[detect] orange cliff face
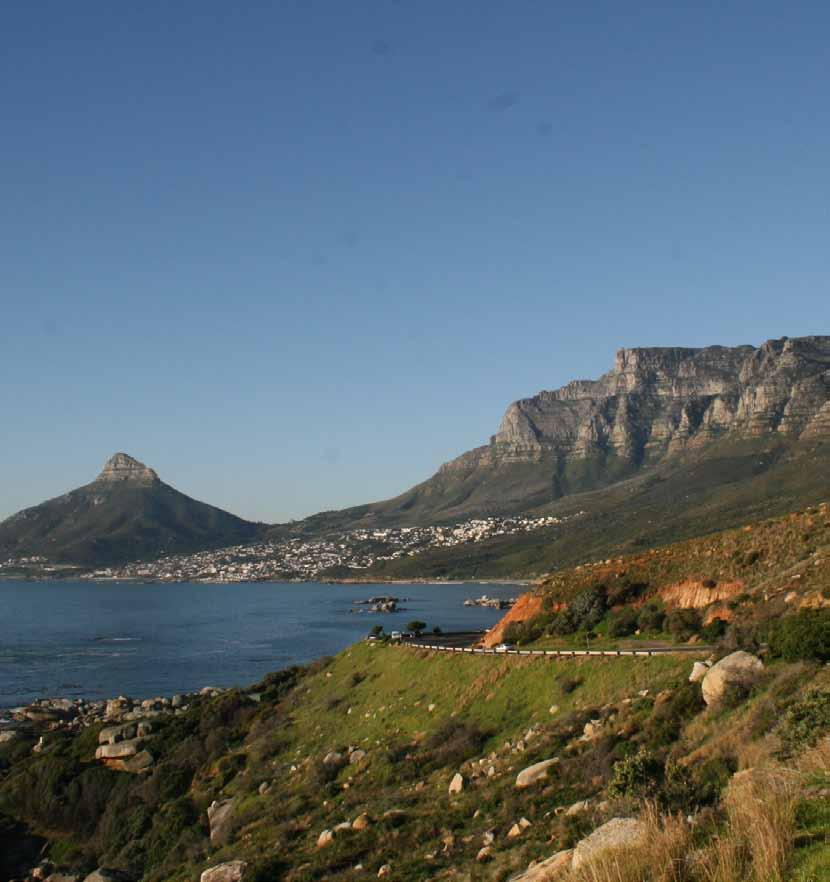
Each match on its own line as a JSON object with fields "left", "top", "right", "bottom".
{"left": 481, "top": 593, "right": 546, "bottom": 647}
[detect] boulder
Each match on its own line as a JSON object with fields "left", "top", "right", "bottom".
{"left": 0, "top": 730, "right": 19, "bottom": 744}
{"left": 82, "top": 870, "right": 132, "bottom": 882}
{"left": 200, "top": 862, "right": 248, "bottom": 882}
{"left": 323, "top": 750, "right": 346, "bottom": 768}
{"left": 582, "top": 720, "right": 602, "bottom": 740}
{"left": 572, "top": 818, "right": 647, "bottom": 869}
{"left": 515, "top": 758, "right": 559, "bottom": 788}
{"left": 509, "top": 849, "right": 573, "bottom": 881}
{"left": 317, "top": 829, "right": 335, "bottom": 848}
{"left": 508, "top": 818, "right": 531, "bottom": 838}
{"left": 349, "top": 748, "right": 367, "bottom": 764}
{"left": 377, "top": 865, "right": 391, "bottom": 878}
{"left": 121, "top": 750, "right": 154, "bottom": 773}
{"left": 565, "top": 800, "right": 591, "bottom": 816}
{"left": 352, "top": 813, "right": 372, "bottom": 831}
{"left": 95, "top": 739, "right": 141, "bottom": 760}
{"left": 448, "top": 772, "right": 464, "bottom": 794}
{"left": 98, "top": 723, "right": 137, "bottom": 745}
{"left": 207, "top": 798, "right": 236, "bottom": 845}
{"left": 476, "top": 846, "right": 493, "bottom": 862}
{"left": 701, "top": 651, "right": 764, "bottom": 706}
{"left": 689, "top": 661, "right": 710, "bottom": 683}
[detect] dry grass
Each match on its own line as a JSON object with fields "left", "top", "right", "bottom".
{"left": 796, "top": 735, "right": 830, "bottom": 777}
{"left": 569, "top": 766, "right": 803, "bottom": 882}
{"left": 569, "top": 804, "right": 693, "bottom": 882}
{"left": 699, "top": 766, "right": 800, "bottom": 882}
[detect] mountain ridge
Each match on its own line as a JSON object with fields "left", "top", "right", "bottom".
{"left": 0, "top": 454, "right": 262, "bottom": 566}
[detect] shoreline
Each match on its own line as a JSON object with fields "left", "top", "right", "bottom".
{"left": 0, "top": 575, "right": 533, "bottom": 586}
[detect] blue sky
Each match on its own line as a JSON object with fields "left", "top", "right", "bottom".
{"left": 2, "top": 1, "right": 828, "bottom": 523}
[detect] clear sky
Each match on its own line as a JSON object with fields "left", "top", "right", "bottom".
{"left": 2, "top": 1, "right": 828, "bottom": 523}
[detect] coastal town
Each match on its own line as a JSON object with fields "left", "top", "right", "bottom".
{"left": 76, "top": 513, "right": 583, "bottom": 583}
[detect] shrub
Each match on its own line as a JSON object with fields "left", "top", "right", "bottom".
{"left": 608, "top": 607, "right": 638, "bottom": 638}
{"left": 606, "top": 580, "right": 648, "bottom": 607}
{"left": 503, "top": 616, "right": 550, "bottom": 644}
{"left": 700, "top": 617, "right": 728, "bottom": 643}
{"left": 775, "top": 690, "right": 830, "bottom": 758}
{"left": 406, "top": 620, "right": 426, "bottom": 635}
{"left": 768, "top": 610, "right": 830, "bottom": 662}
{"left": 558, "top": 674, "right": 583, "bottom": 695}
{"left": 637, "top": 602, "right": 665, "bottom": 633}
{"left": 666, "top": 608, "right": 702, "bottom": 641}
{"left": 607, "top": 747, "right": 664, "bottom": 799}
{"left": 413, "top": 722, "right": 490, "bottom": 774}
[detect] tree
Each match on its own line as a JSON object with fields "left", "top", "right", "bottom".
{"left": 369, "top": 624, "right": 384, "bottom": 637}
{"left": 769, "top": 610, "right": 830, "bottom": 662}
{"left": 432, "top": 626, "right": 443, "bottom": 635}
{"left": 407, "top": 620, "right": 427, "bottom": 636}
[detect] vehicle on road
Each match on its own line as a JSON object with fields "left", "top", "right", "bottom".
{"left": 390, "top": 631, "right": 402, "bottom": 641}
{"left": 494, "top": 643, "right": 515, "bottom": 652}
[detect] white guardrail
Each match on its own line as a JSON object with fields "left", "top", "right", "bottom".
{"left": 399, "top": 642, "right": 712, "bottom": 657}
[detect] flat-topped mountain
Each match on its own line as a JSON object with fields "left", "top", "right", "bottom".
{"left": 0, "top": 454, "right": 261, "bottom": 566}
{"left": 348, "top": 335, "right": 830, "bottom": 523}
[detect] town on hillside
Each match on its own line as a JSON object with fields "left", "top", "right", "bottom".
{"left": 79, "top": 514, "right": 584, "bottom": 582}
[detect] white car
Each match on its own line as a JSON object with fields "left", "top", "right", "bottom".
{"left": 390, "top": 631, "right": 403, "bottom": 641}
{"left": 494, "top": 643, "right": 514, "bottom": 653}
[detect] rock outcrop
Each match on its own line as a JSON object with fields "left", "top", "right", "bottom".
{"left": 474, "top": 337, "right": 830, "bottom": 468}
{"left": 207, "top": 798, "right": 236, "bottom": 845}
{"left": 95, "top": 453, "right": 159, "bottom": 484}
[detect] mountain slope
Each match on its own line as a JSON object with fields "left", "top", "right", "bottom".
{"left": 280, "top": 335, "right": 829, "bottom": 540}
{"left": 0, "top": 453, "right": 262, "bottom": 566}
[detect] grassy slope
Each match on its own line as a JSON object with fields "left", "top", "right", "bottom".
{"left": 2, "top": 642, "right": 830, "bottom": 882}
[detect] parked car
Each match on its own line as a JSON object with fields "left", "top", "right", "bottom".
{"left": 494, "top": 643, "right": 515, "bottom": 652}
{"left": 390, "top": 631, "right": 403, "bottom": 641}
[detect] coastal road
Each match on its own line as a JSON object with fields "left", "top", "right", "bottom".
{"left": 399, "top": 632, "right": 714, "bottom": 657}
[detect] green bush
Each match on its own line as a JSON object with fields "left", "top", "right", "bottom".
{"left": 700, "top": 617, "right": 728, "bottom": 643}
{"left": 608, "top": 747, "right": 663, "bottom": 799}
{"left": 608, "top": 607, "right": 638, "bottom": 638}
{"left": 637, "top": 602, "right": 665, "bottom": 633}
{"left": 666, "top": 608, "right": 702, "bottom": 641}
{"left": 768, "top": 610, "right": 830, "bottom": 662}
{"left": 776, "top": 689, "right": 830, "bottom": 757}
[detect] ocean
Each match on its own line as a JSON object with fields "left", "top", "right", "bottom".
{"left": 0, "top": 580, "right": 519, "bottom": 707}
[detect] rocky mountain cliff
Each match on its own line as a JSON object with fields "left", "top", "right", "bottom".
{"left": 0, "top": 454, "right": 262, "bottom": 566}
{"left": 446, "top": 335, "right": 830, "bottom": 475}
{"left": 292, "top": 335, "right": 830, "bottom": 539}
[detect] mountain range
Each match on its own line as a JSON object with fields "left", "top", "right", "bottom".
{"left": 2, "top": 335, "right": 828, "bottom": 572}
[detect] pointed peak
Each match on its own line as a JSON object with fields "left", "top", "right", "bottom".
{"left": 97, "top": 453, "right": 159, "bottom": 484}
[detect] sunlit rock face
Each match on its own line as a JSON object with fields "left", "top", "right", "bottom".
{"left": 95, "top": 453, "right": 159, "bottom": 484}
{"left": 447, "top": 336, "right": 830, "bottom": 472}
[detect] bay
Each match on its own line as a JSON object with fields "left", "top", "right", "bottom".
{"left": 0, "top": 580, "right": 519, "bottom": 707}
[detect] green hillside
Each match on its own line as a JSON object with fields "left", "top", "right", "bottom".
{"left": 2, "top": 506, "right": 830, "bottom": 882}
